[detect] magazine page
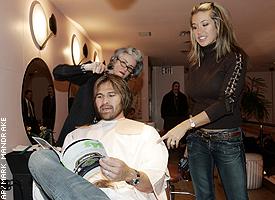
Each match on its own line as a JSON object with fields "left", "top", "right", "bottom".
{"left": 32, "top": 136, "right": 61, "bottom": 158}
{"left": 61, "top": 139, "right": 107, "bottom": 179}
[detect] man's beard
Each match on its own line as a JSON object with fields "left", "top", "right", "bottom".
{"left": 98, "top": 105, "right": 123, "bottom": 120}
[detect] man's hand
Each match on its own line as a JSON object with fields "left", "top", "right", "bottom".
{"left": 100, "top": 157, "right": 153, "bottom": 193}
{"left": 82, "top": 62, "right": 106, "bottom": 74}
{"left": 99, "top": 157, "right": 131, "bottom": 182}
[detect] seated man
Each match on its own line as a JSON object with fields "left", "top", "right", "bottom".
{"left": 28, "top": 74, "right": 169, "bottom": 200}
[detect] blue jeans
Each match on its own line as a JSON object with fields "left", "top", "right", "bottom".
{"left": 186, "top": 128, "right": 249, "bottom": 200}
{"left": 28, "top": 149, "right": 110, "bottom": 200}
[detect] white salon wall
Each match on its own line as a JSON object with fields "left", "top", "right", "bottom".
{"left": 0, "top": 1, "right": 102, "bottom": 199}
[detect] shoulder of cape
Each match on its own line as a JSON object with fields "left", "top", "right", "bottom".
{"left": 115, "top": 118, "right": 147, "bottom": 135}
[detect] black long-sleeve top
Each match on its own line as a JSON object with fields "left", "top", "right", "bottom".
{"left": 186, "top": 44, "right": 247, "bottom": 129}
{"left": 53, "top": 64, "right": 102, "bottom": 146}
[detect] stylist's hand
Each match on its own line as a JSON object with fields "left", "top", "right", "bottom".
{"left": 83, "top": 62, "right": 107, "bottom": 74}
{"left": 99, "top": 157, "right": 131, "bottom": 182}
{"left": 158, "top": 121, "right": 189, "bottom": 149}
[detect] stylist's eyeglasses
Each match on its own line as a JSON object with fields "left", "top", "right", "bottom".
{"left": 117, "top": 58, "right": 135, "bottom": 73}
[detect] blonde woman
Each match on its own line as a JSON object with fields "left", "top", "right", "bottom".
{"left": 159, "top": 2, "right": 249, "bottom": 199}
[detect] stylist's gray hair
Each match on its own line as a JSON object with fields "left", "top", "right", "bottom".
{"left": 108, "top": 47, "right": 143, "bottom": 78}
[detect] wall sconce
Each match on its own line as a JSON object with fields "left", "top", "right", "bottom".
{"left": 71, "top": 35, "right": 90, "bottom": 65}
{"left": 71, "top": 34, "right": 81, "bottom": 65}
{"left": 29, "top": 1, "right": 57, "bottom": 50}
{"left": 93, "top": 51, "right": 100, "bottom": 62}
{"left": 78, "top": 43, "right": 89, "bottom": 64}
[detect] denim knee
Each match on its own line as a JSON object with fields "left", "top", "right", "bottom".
{"left": 28, "top": 150, "right": 58, "bottom": 174}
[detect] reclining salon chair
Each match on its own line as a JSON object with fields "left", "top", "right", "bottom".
{"left": 167, "top": 157, "right": 195, "bottom": 200}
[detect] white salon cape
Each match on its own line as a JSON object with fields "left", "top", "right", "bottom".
{"left": 33, "top": 118, "right": 169, "bottom": 200}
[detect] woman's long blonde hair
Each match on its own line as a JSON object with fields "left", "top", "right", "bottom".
{"left": 189, "top": 2, "right": 239, "bottom": 66}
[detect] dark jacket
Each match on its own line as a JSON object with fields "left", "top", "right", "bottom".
{"left": 42, "top": 95, "right": 56, "bottom": 130}
{"left": 22, "top": 98, "right": 40, "bottom": 135}
{"left": 161, "top": 91, "right": 189, "bottom": 132}
{"left": 53, "top": 64, "right": 102, "bottom": 146}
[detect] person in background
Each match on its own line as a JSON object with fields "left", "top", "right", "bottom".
{"left": 161, "top": 81, "right": 189, "bottom": 134}
{"left": 28, "top": 74, "right": 168, "bottom": 200}
{"left": 159, "top": 2, "right": 249, "bottom": 200}
{"left": 42, "top": 85, "right": 56, "bottom": 130}
{"left": 53, "top": 47, "right": 143, "bottom": 147}
{"left": 22, "top": 89, "right": 40, "bottom": 136}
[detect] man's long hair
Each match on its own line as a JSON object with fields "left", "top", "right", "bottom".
{"left": 94, "top": 74, "right": 133, "bottom": 115}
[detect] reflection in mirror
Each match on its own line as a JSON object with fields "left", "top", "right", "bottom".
{"left": 21, "top": 58, "right": 55, "bottom": 144}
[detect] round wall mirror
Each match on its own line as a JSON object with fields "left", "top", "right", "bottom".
{"left": 21, "top": 58, "right": 56, "bottom": 144}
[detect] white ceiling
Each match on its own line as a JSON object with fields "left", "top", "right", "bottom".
{"left": 50, "top": 0, "right": 275, "bottom": 71}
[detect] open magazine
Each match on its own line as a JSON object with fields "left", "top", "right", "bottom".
{"left": 32, "top": 136, "right": 107, "bottom": 179}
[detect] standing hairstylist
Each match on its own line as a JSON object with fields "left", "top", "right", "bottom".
{"left": 159, "top": 2, "right": 249, "bottom": 200}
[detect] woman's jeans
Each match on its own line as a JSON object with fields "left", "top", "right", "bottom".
{"left": 28, "top": 149, "right": 110, "bottom": 200}
{"left": 186, "top": 128, "right": 249, "bottom": 200}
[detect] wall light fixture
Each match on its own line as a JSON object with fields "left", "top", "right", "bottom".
{"left": 29, "top": 1, "right": 57, "bottom": 50}
{"left": 93, "top": 51, "right": 100, "bottom": 62}
{"left": 77, "top": 43, "right": 89, "bottom": 65}
{"left": 71, "top": 34, "right": 81, "bottom": 65}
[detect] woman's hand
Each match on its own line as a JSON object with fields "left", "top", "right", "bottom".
{"left": 158, "top": 112, "right": 210, "bottom": 149}
{"left": 82, "top": 62, "right": 106, "bottom": 74}
{"left": 158, "top": 121, "right": 189, "bottom": 149}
